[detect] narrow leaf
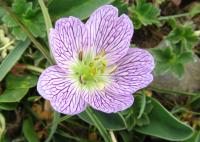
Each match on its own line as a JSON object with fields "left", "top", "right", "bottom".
{"left": 23, "top": 118, "right": 39, "bottom": 142}
{"left": 0, "top": 39, "right": 30, "bottom": 81}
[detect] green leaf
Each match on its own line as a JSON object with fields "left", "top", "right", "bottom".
{"left": 166, "top": 24, "right": 198, "bottom": 50}
{"left": 151, "top": 48, "right": 173, "bottom": 62}
{"left": 137, "top": 93, "right": 146, "bottom": 119}
{"left": 79, "top": 108, "right": 126, "bottom": 130}
{"left": 12, "top": 0, "right": 27, "bottom": 15}
{"left": 112, "top": 0, "right": 128, "bottom": 14}
{"left": 129, "top": 0, "right": 160, "bottom": 29}
{"left": 48, "top": 0, "right": 114, "bottom": 20}
{"left": 154, "top": 62, "right": 170, "bottom": 75}
{"left": 23, "top": 118, "right": 39, "bottom": 142}
{"left": 6, "top": 74, "right": 38, "bottom": 89}
{"left": 183, "top": 131, "right": 200, "bottom": 142}
{"left": 0, "top": 7, "right": 5, "bottom": 17}
{"left": 24, "top": 14, "right": 46, "bottom": 38}
{"left": 135, "top": 97, "right": 193, "bottom": 141}
{"left": 177, "top": 52, "right": 194, "bottom": 64}
{"left": 189, "top": 3, "right": 200, "bottom": 17}
{"left": 12, "top": 27, "right": 27, "bottom": 41}
{"left": 85, "top": 108, "right": 112, "bottom": 142}
{"left": 171, "top": 63, "right": 185, "bottom": 79}
{"left": 0, "top": 39, "right": 30, "bottom": 81}
{"left": 0, "top": 88, "right": 29, "bottom": 103}
{"left": 45, "top": 111, "right": 60, "bottom": 142}
{"left": 0, "top": 103, "right": 18, "bottom": 110}
{"left": 0, "top": 74, "right": 37, "bottom": 103}
{"left": 7, "top": 0, "right": 46, "bottom": 39}
{"left": 2, "top": 14, "right": 18, "bottom": 27}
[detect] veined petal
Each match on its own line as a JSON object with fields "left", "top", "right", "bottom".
{"left": 86, "top": 5, "right": 133, "bottom": 65}
{"left": 37, "top": 65, "right": 87, "bottom": 115}
{"left": 82, "top": 85, "right": 134, "bottom": 113}
{"left": 113, "top": 48, "right": 155, "bottom": 93}
{"left": 49, "top": 17, "right": 88, "bottom": 69}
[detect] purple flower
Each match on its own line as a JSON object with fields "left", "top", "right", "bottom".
{"left": 37, "top": 5, "right": 154, "bottom": 115}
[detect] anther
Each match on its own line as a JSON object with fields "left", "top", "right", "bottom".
{"left": 78, "top": 51, "right": 83, "bottom": 61}
{"left": 79, "top": 75, "right": 85, "bottom": 84}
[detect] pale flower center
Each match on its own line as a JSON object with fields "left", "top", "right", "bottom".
{"left": 70, "top": 50, "right": 115, "bottom": 90}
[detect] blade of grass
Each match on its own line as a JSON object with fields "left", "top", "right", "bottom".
{"left": 149, "top": 85, "right": 196, "bottom": 96}
{"left": 0, "top": 39, "right": 30, "bottom": 81}
{"left": 45, "top": 111, "right": 60, "bottom": 142}
{"left": 86, "top": 107, "right": 112, "bottom": 142}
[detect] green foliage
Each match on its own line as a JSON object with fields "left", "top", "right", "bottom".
{"left": 151, "top": 48, "right": 195, "bottom": 78}
{"left": 152, "top": 21, "right": 199, "bottom": 78}
{"left": 129, "top": 0, "right": 160, "bottom": 29}
{"left": 189, "top": 3, "right": 200, "bottom": 17}
{"left": 0, "top": 0, "right": 199, "bottom": 141}
{"left": 166, "top": 23, "right": 199, "bottom": 50}
{"left": 79, "top": 108, "right": 126, "bottom": 130}
{"left": 0, "top": 39, "right": 30, "bottom": 81}
{"left": 48, "top": 0, "right": 114, "bottom": 20}
{"left": 135, "top": 97, "right": 193, "bottom": 141}
{"left": 0, "top": 74, "right": 38, "bottom": 103}
{"left": 0, "top": 113, "right": 6, "bottom": 141}
{"left": 1, "top": 0, "right": 46, "bottom": 40}
{"left": 23, "top": 118, "right": 39, "bottom": 142}
{"left": 122, "top": 94, "right": 153, "bottom": 130}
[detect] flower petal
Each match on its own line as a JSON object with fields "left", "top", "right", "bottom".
{"left": 82, "top": 85, "right": 134, "bottom": 113}
{"left": 113, "top": 48, "right": 155, "bottom": 93}
{"left": 49, "top": 17, "right": 88, "bottom": 69}
{"left": 37, "top": 65, "right": 87, "bottom": 115}
{"left": 86, "top": 5, "right": 133, "bottom": 65}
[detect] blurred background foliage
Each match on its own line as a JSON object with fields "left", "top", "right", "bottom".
{"left": 0, "top": 0, "right": 200, "bottom": 142}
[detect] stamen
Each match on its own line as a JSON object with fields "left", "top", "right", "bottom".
{"left": 100, "top": 49, "right": 106, "bottom": 57}
{"left": 79, "top": 75, "right": 85, "bottom": 84}
{"left": 78, "top": 51, "right": 83, "bottom": 61}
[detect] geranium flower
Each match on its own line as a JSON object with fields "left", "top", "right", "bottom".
{"left": 37, "top": 5, "right": 154, "bottom": 115}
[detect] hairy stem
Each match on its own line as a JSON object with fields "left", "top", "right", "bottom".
{"left": 159, "top": 13, "right": 190, "bottom": 20}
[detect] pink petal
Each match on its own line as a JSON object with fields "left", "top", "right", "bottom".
{"left": 49, "top": 17, "right": 89, "bottom": 69}
{"left": 37, "top": 65, "right": 87, "bottom": 115}
{"left": 113, "top": 48, "right": 155, "bottom": 93}
{"left": 86, "top": 5, "right": 134, "bottom": 65}
{"left": 82, "top": 85, "right": 134, "bottom": 113}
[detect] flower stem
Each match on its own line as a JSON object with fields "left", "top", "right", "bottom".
{"left": 109, "top": 131, "right": 118, "bottom": 142}
{"left": 159, "top": 13, "right": 190, "bottom": 20}
{"left": 86, "top": 108, "right": 112, "bottom": 142}
{"left": 25, "top": 65, "right": 44, "bottom": 73}
{"left": 0, "top": 1, "right": 54, "bottom": 65}
{"left": 149, "top": 85, "right": 196, "bottom": 96}
{"left": 38, "top": 0, "right": 52, "bottom": 37}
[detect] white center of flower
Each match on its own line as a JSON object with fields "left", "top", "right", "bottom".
{"left": 70, "top": 50, "right": 115, "bottom": 90}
